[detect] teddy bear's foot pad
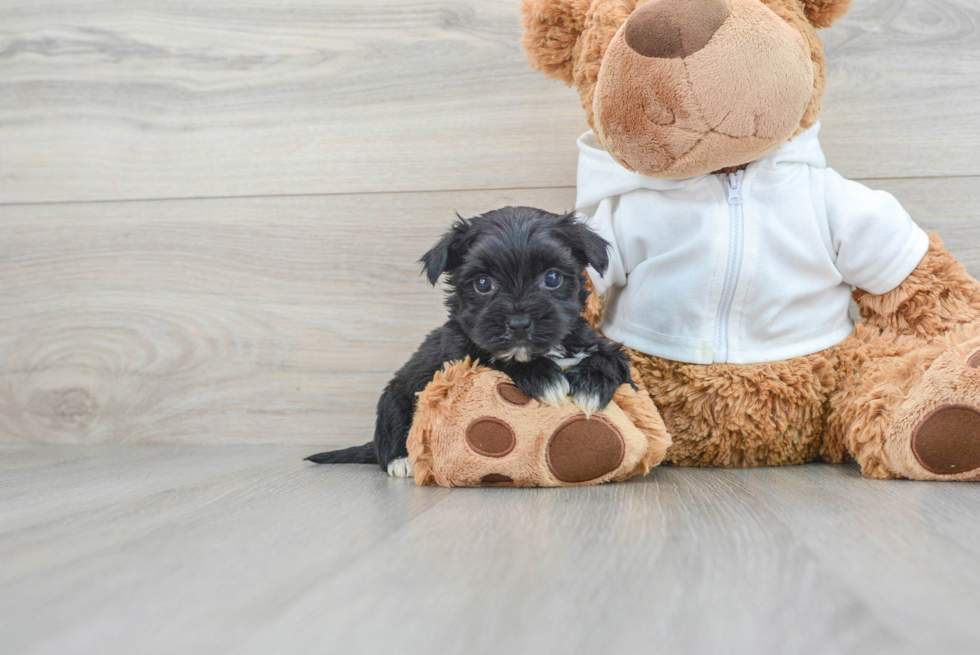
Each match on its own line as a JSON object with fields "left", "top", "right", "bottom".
{"left": 480, "top": 473, "right": 515, "bottom": 485}
{"left": 547, "top": 416, "right": 625, "bottom": 483}
{"left": 466, "top": 418, "right": 516, "bottom": 457}
{"left": 912, "top": 405, "right": 980, "bottom": 475}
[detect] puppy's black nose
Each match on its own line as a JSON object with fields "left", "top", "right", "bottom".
{"left": 508, "top": 315, "right": 532, "bottom": 338}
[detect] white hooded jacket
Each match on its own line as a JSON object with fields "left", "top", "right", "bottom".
{"left": 577, "top": 124, "right": 929, "bottom": 365}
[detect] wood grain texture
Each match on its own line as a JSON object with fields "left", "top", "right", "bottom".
{"left": 0, "top": 187, "right": 577, "bottom": 444}
{"left": 2, "top": 446, "right": 980, "bottom": 654}
{"left": 2, "top": 178, "right": 978, "bottom": 445}
{"left": 819, "top": 0, "right": 980, "bottom": 179}
{"left": 1, "top": 0, "right": 978, "bottom": 204}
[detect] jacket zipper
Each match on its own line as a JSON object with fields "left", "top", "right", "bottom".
{"left": 713, "top": 170, "right": 745, "bottom": 363}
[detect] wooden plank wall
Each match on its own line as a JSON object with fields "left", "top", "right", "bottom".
{"left": 1, "top": 0, "right": 979, "bottom": 445}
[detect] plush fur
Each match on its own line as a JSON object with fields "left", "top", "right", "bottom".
{"left": 306, "top": 206, "right": 634, "bottom": 473}
{"left": 406, "top": 358, "right": 670, "bottom": 487}
{"left": 520, "top": 0, "right": 980, "bottom": 481}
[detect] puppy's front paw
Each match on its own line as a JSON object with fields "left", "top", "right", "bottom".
{"left": 571, "top": 391, "right": 605, "bottom": 417}
{"left": 565, "top": 367, "right": 619, "bottom": 418}
{"left": 386, "top": 457, "right": 415, "bottom": 478}
{"left": 508, "top": 359, "right": 570, "bottom": 407}
{"left": 537, "top": 375, "right": 571, "bottom": 408}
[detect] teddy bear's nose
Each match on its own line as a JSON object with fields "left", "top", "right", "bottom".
{"left": 624, "top": 0, "right": 729, "bottom": 59}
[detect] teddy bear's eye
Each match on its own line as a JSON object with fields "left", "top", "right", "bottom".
{"left": 474, "top": 276, "right": 493, "bottom": 294}
{"left": 543, "top": 270, "right": 563, "bottom": 289}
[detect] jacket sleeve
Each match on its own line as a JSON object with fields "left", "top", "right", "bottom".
{"left": 581, "top": 199, "right": 628, "bottom": 297}
{"left": 823, "top": 168, "right": 929, "bottom": 295}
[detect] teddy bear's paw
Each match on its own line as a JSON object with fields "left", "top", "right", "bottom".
{"left": 461, "top": 410, "right": 626, "bottom": 487}
{"left": 887, "top": 337, "right": 980, "bottom": 480}
{"left": 407, "top": 363, "right": 664, "bottom": 487}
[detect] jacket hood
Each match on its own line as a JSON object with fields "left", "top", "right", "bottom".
{"left": 576, "top": 123, "right": 827, "bottom": 210}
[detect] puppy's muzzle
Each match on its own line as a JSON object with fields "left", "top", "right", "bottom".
{"left": 507, "top": 315, "right": 533, "bottom": 339}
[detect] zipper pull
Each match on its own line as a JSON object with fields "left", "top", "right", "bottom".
{"left": 727, "top": 171, "right": 743, "bottom": 205}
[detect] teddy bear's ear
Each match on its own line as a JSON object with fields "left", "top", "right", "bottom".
{"left": 800, "top": 0, "right": 852, "bottom": 28}
{"left": 520, "top": 0, "right": 591, "bottom": 85}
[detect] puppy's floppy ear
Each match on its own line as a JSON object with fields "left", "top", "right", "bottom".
{"left": 555, "top": 213, "right": 610, "bottom": 276}
{"left": 419, "top": 216, "right": 473, "bottom": 285}
{"left": 800, "top": 0, "right": 851, "bottom": 28}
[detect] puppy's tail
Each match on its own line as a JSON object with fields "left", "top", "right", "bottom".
{"left": 305, "top": 443, "right": 377, "bottom": 465}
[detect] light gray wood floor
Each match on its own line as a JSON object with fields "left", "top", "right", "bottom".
{"left": 3, "top": 445, "right": 980, "bottom": 655}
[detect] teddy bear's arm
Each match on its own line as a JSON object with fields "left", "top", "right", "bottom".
{"left": 824, "top": 170, "right": 928, "bottom": 296}
{"left": 853, "top": 233, "right": 980, "bottom": 340}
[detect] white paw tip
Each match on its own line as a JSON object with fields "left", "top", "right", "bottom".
{"left": 572, "top": 393, "right": 604, "bottom": 418}
{"left": 539, "top": 377, "right": 571, "bottom": 407}
{"left": 387, "top": 457, "right": 415, "bottom": 478}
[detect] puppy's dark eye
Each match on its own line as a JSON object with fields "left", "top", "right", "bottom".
{"left": 474, "top": 276, "right": 493, "bottom": 294}
{"left": 542, "top": 270, "right": 563, "bottom": 290}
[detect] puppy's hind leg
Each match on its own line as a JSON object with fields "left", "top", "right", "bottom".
{"left": 375, "top": 389, "right": 417, "bottom": 477}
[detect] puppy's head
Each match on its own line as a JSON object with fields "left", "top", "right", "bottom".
{"left": 420, "top": 206, "right": 609, "bottom": 361}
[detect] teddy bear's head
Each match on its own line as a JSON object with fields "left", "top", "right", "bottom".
{"left": 521, "top": 0, "right": 851, "bottom": 178}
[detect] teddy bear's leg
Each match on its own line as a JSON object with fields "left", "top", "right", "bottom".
{"left": 827, "top": 327, "right": 980, "bottom": 480}
{"left": 585, "top": 277, "right": 838, "bottom": 468}
{"left": 826, "top": 233, "right": 980, "bottom": 480}
{"left": 629, "top": 349, "right": 837, "bottom": 467}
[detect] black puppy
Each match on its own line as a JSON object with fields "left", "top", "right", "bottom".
{"left": 306, "top": 206, "right": 634, "bottom": 476}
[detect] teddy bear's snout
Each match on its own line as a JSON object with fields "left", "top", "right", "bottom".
{"left": 624, "top": 0, "right": 729, "bottom": 60}
{"left": 592, "top": 0, "right": 815, "bottom": 179}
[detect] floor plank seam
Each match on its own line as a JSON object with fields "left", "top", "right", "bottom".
{"left": 3, "top": 173, "right": 978, "bottom": 208}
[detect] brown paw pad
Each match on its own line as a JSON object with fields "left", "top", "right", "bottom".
{"left": 968, "top": 350, "right": 980, "bottom": 369}
{"left": 466, "top": 418, "right": 516, "bottom": 458}
{"left": 497, "top": 382, "right": 531, "bottom": 406}
{"left": 912, "top": 405, "right": 980, "bottom": 475}
{"left": 546, "top": 416, "right": 625, "bottom": 483}
{"left": 480, "top": 473, "right": 514, "bottom": 486}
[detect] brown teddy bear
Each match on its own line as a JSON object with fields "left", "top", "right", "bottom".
{"left": 406, "top": 0, "right": 980, "bottom": 486}
{"left": 514, "top": 0, "right": 980, "bottom": 481}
